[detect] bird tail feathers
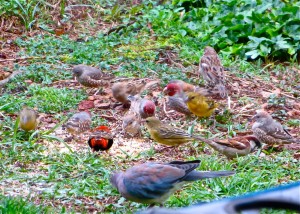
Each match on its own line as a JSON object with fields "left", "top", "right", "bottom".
{"left": 216, "top": 84, "right": 227, "bottom": 98}
{"left": 184, "top": 170, "right": 235, "bottom": 181}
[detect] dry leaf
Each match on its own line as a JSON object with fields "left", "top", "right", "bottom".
{"left": 78, "top": 100, "right": 95, "bottom": 110}
{"left": 261, "top": 88, "right": 281, "bottom": 98}
{"left": 95, "top": 102, "right": 111, "bottom": 109}
{"left": 284, "top": 143, "right": 300, "bottom": 151}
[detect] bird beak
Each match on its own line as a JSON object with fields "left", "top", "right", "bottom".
{"left": 127, "top": 95, "right": 134, "bottom": 101}
{"left": 248, "top": 115, "right": 256, "bottom": 122}
{"left": 183, "top": 95, "right": 189, "bottom": 103}
{"left": 162, "top": 87, "right": 168, "bottom": 95}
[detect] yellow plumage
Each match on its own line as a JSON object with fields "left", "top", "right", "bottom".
{"left": 144, "top": 117, "right": 195, "bottom": 146}
{"left": 185, "top": 92, "right": 218, "bottom": 117}
{"left": 19, "top": 106, "right": 37, "bottom": 131}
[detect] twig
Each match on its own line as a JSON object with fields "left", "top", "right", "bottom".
{"left": 0, "top": 56, "right": 48, "bottom": 62}
{"left": 0, "top": 70, "right": 24, "bottom": 88}
{"left": 105, "top": 20, "right": 136, "bottom": 36}
{"left": 99, "top": 114, "right": 117, "bottom": 120}
{"left": 227, "top": 96, "right": 231, "bottom": 109}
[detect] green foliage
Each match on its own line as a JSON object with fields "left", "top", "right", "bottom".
{"left": 0, "top": 0, "right": 40, "bottom": 30}
{"left": 144, "top": 0, "right": 300, "bottom": 61}
{"left": 0, "top": 85, "right": 87, "bottom": 113}
{"left": 0, "top": 195, "right": 51, "bottom": 214}
{"left": 0, "top": 0, "right": 299, "bottom": 213}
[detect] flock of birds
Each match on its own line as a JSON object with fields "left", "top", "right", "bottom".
{"left": 17, "top": 46, "right": 299, "bottom": 207}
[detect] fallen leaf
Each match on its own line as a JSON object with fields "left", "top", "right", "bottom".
{"left": 78, "top": 100, "right": 95, "bottom": 110}
{"left": 95, "top": 102, "right": 111, "bottom": 109}
{"left": 287, "top": 109, "right": 300, "bottom": 117}
{"left": 284, "top": 143, "right": 300, "bottom": 151}
{"left": 261, "top": 88, "right": 281, "bottom": 98}
{"left": 261, "top": 103, "right": 269, "bottom": 109}
{"left": 88, "top": 96, "right": 96, "bottom": 101}
{"left": 25, "top": 79, "right": 33, "bottom": 84}
{"left": 293, "top": 153, "right": 300, "bottom": 160}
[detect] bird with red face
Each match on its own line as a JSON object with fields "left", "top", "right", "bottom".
{"left": 127, "top": 95, "right": 155, "bottom": 118}
{"left": 88, "top": 125, "right": 114, "bottom": 152}
{"left": 122, "top": 95, "right": 155, "bottom": 137}
{"left": 163, "top": 80, "right": 213, "bottom": 116}
{"left": 163, "top": 81, "right": 192, "bottom": 116}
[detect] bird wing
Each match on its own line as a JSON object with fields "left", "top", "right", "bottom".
{"left": 205, "top": 97, "right": 218, "bottom": 109}
{"left": 269, "top": 128, "right": 294, "bottom": 141}
{"left": 158, "top": 126, "right": 192, "bottom": 139}
{"left": 123, "top": 163, "right": 185, "bottom": 200}
{"left": 216, "top": 139, "right": 247, "bottom": 150}
{"left": 168, "top": 96, "right": 191, "bottom": 115}
{"left": 200, "top": 54, "right": 225, "bottom": 86}
{"left": 83, "top": 75, "right": 109, "bottom": 87}
{"left": 87, "top": 69, "right": 114, "bottom": 80}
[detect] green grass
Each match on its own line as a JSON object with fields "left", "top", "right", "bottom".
{"left": 0, "top": 0, "right": 299, "bottom": 213}
{"left": 0, "top": 195, "right": 52, "bottom": 214}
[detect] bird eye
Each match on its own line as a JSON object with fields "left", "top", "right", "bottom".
{"left": 145, "top": 119, "right": 149, "bottom": 123}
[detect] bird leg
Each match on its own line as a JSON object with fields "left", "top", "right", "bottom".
{"left": 93, "top": 87, "right": 105, "bottom": 96}
{"left": 162, "top": 100, "right": 176, "bottom": 118}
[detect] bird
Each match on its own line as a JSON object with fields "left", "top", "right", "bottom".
{"left": 63, "top": 111, "right": 92, "bottom": 135}
{"left": 163, "top": 80, "right": 196, "bottom": 96}
{"left": 165, "top": 95, "right": 192, "bottom": 116}
{"left": 112, "top": 79, "right": 160, "bottom": 107}
{"left": 19, "top": 106, "right": 38, "bottom": 131}
{"left": 200, "top": 135, "right": 262, "bottom": 159}
{"left": 88, "top": 125, "right": 113, "bottom": 152}
{"left": 144, "top": 117, "right": 202, "bottom": 146}
{"left": 72, "top": 65, "right": 114, "bottom": 88}
{"left": 163, "top": 82, "right": 192, "bottom": 116}
{"left": 185, "top": 92, "right": 218, "bottom": 118}
{"left": 127, "top": 95, "right": 156, "bottom": 118}
{"left": 163, "top": 80, "right": 213, "bottom": 96}
{"left": 199, "top": 46, "right": 227, "bottom": 98}
{"left": 110, "top": 160, "right": 235, "bottom": 207}
{"left": 122, "top": 114, "right": 142, "bottom": 137}
{"left": 251, "top": 110, "right": 299, "bottom": 145}
{"left": 111, "top": 80, "right": 146, "bottom": 107}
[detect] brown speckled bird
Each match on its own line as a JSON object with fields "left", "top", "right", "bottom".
{"left": 19, "top": 106, "right": 38, "bottom": 131}
{"left": 200, "top": 135, "right": 261, "bottom": 159}
{"left": 88, "top": 126, "right": 113, "bottom": 152}
{"left": 122, "top": 114, "right": 142, "bottom": 137}
{"left": 72, "top": 65, "right": 114, "bottom": 88}
{"left": 199, "top": 46, "right": 227, "bottom": 98}
{"left": 251, "top": 110, "right": 299, "bottom": 145}
{"left": 111, "top": 80, "right": 147, "bottom": 107}
{"left": 63, "top": 111, "right": 92, "bottom": 135}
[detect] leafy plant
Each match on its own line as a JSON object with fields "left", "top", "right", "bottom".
{"left": 14, "top": 0, "right": 40, "bottom": 30}
{"left": 143, "top": 0, "right": 300, "bottom": 61}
